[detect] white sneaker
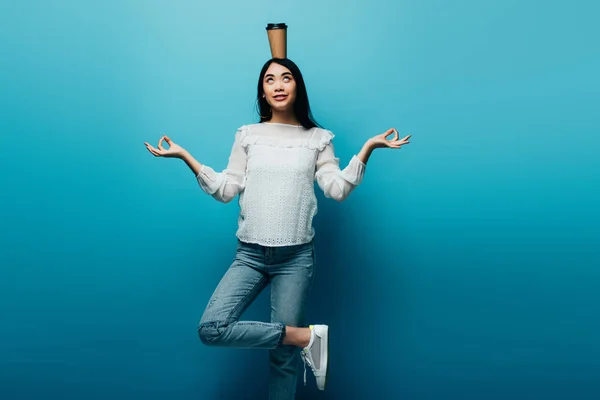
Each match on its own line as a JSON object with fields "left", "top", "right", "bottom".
{"left": 300, "top": 324, "right": 329, "bottom": 390}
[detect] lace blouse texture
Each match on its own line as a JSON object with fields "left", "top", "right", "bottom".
{"left": 196, "top": 122, "right": 366, "bottom": 247}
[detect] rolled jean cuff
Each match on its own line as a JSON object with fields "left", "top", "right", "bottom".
{"left": 275, "top": 322, "right": 286, "bottom": 348}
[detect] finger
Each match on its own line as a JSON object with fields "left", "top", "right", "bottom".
{"left": 402, "top": 134, "right": 411, "bottom": 141}
{"left": 380, "top": 128, "right": 394, "bottom": 139}
{"left": 164, "top": 135, "right": 173, "bottom": 145}
{"left": 146, "top": 144, "right": 162, "bottom": 157}
{"left": 392, "top": 128, "right": 399, "bottom": 141}
{"left": 158, "top": 136, "right": 165, "bottom": 151}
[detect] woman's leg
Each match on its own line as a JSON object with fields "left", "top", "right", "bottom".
{"left": 197, "top": 242, "right": 286, "bottom": 349}
{"left": 266, "top": 241, "right": 316, "bottom": 400}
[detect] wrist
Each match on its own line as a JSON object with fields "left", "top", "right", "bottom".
{"left": 179, "top": 149, "right": 191, "bottom": 160}
{"left": 365, "top": 139, "right": 377, "bottom": 152}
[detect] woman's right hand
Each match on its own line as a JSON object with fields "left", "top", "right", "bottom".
{"left": 145, "top": 135, "right": 186, "bottom": 158}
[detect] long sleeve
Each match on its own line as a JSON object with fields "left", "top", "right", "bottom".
{"left": 315, "top": 141, "right": 366, "bottom": 202}
{"left": 196, "top": 126, "right": 248, "bottom": 203}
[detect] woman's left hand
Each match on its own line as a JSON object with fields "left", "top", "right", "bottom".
{"left": 368, "top": 128, "right": 411, "bottom": 149}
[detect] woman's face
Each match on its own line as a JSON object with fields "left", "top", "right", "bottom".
{"left": 262, "top": 62, "right": 297, "bottom": 113}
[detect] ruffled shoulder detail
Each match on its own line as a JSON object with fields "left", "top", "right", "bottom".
{"left": 236, "top": 125, "right": 249, "bottom": 145}
{"left": 314, "top": 129, "right": 335, "bottom": 151}
{"left": 239, "top": 125, "right": 335, "bottom": 150}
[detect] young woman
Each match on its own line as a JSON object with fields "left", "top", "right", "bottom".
{"left": 144, "top": 58, "right": 410, "bottom": 399}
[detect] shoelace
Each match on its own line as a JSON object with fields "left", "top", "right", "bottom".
{"left": 300, "top": 349, "right": 313, "bottom": 386}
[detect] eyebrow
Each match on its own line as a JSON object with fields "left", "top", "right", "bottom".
{"left": 265, "top": 72, "right": 293, "bottom": 78}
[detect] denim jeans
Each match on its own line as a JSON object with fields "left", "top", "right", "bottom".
{"left": 198, "top": 239, "right": 316, "bottom": 400}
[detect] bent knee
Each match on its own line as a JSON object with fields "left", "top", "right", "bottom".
{"left": 197, "top": 321, "right": 224, "bottom": 346}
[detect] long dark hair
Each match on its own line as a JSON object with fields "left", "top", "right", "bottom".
{"left": 256, "top": 58, "right": 321, "bottom": 129}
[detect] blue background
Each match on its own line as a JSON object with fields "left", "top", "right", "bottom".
{"left": 1, "top": 0, "right": 599, "bottom": 399}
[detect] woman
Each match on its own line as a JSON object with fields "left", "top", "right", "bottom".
{"left": 144, "top": 58, "right": 410, "bottom": 399}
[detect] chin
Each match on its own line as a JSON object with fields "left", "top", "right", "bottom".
{"left": 271, "top": 104, "right": 293, "bottom": 113}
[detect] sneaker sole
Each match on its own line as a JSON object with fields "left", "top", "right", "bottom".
{"left": 319, "top": 325, "right": 329, "bottom": 390}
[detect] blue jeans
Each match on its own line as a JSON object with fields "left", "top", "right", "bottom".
{"left": 198, "top": 239, "right": 316, "bottom": 400}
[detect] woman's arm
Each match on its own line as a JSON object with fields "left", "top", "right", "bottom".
{"left": 356, "top": 140, "right": 376, "bottom": 166}
{"left": 314, "top": 128, "right": 411, "bottom": 202}
{"left": 194, "top": 128, "right": 247, "bottom": 203}
{"left": 145, "top": 126, "right": 248, "bottom": 203}
{"left": 315, "top": 142, "right": 367, "bottom": 202}
{"left": 180, "top": 150, "right": 203, "bottom": 176}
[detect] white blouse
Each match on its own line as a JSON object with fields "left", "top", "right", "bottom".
{"left": 196, "top": 122, "right": 366, "bottom": 247}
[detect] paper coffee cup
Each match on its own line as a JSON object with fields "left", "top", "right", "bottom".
{"left": 266, "top": 23, "right": 287, "bottom": 59}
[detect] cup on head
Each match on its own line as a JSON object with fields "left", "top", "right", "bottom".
{"left": 266, "top": 23, "right": 287, "bottom": 59}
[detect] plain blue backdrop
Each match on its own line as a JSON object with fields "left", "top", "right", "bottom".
{"left": 1, "top": 0, "right": 599, "bottom": 399}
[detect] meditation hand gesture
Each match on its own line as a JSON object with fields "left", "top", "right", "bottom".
{"left": 144, "top": 135, "right": 186, "bottom": 158}
{"left": 368, "top": 129, "right": 411, "bottom": 150}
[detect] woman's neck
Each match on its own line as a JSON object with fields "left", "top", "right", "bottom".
{"left": 268, "top": 110, "right": 300, "bottom": 126}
